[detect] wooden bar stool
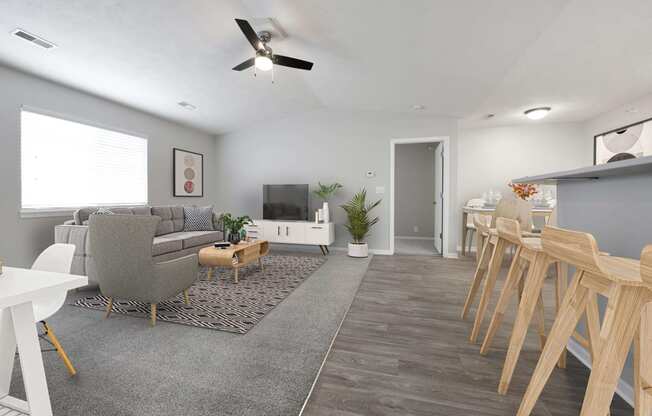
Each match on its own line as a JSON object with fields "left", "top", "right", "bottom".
{"left": 478, "top": 218, "right": 567, "bottom": 395}
{"left": 473, "top": 213, "right": 492, "bottom": 263}
{"left": 461, "top": 213, "right": 495, "bottom": 321}
{"left": 461, "top": 197, "right": 532, "bottom": 343}
{"left": 517, "top": 226, "right": 652, "bottom": 416}
{"left": 635, "top": 303, "right": 652, "bottom": 416}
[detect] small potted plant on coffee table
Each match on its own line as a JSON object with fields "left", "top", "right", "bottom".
{"left": 222, "top": 213, "right": 252, "bottom": 245}
{"left": 340, "top": 189, "right": 381, "bottom": 258}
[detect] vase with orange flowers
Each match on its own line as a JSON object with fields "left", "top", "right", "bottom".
{"left": 508, "top": 182, "right": 538, "bottom": 200}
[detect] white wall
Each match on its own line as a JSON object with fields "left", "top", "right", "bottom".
{"left": 215, "top": 109, "right": 459, "bottom": 254}
{"left": 457, "top": 122, "right": 590, "bottom": 250}
{"left": 0, "top": 65, "right": 217, "bottom": 267}
{"left": 395, "top": 143, "right": 436, "bottom": 238}
{"left": 458, "top": 123, "right": 591, "bottom": 204}
{"left": 585, "top": 92, "right": 652, "bottom": 137}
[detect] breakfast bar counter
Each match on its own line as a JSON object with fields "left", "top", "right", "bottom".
{"left": 513, "top": 155, "right": 652, "bottom": 399}
{"left": 513, "top": 156, "right": 652, "bottom": 260}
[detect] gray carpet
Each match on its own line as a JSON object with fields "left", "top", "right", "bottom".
{"left": 73, "top": 255, "right": 327, "bottom": 334}
{"left": 9, "top": 250, "right": 370, "bottom": 416}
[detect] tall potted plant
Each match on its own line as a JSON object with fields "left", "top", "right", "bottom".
{"left": 340, "top": 189, "right": 381, "bottom": 258}
{"left": 313, "top": 182, "right": 343, "bottom": 223}
{"left": 221, "top": 213, "right": 252, "bottom": 245}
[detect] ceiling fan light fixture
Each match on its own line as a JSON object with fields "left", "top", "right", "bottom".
{"left": 255, "top": 55, "right": 273, "bottom": 71}
{"left": 524, "top": 107, "right": 551, "bottom": 120}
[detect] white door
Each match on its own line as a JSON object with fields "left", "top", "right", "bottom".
{"left": 434, "top": 143, "right": 443, "bottom": 253}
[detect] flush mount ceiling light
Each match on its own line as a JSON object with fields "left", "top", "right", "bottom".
{"left": 412, "top": 104, "right": 426, "bottom": 111}
{"left": 524, "top": 107, "right": 551, "bottom": 120}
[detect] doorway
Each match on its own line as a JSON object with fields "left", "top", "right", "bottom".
{"left": 390, "top": 137, "right": 449, "bottom": 256}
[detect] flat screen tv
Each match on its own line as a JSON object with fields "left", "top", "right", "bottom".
{"left": 263, "top": 184, "right": 309, "bottom": 221}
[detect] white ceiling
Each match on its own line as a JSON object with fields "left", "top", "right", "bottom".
{"left": 1, "top": 0, "right": 652, "bottom": 134}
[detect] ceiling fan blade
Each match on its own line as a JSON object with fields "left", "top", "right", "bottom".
{"left": 273, "top": 55, "right": 314, "bottom": 71}
{"left": 235, "top": 18, "right": 263, "bottom": 51}
{"left": 232, "top": 57, "right": 255, "bottom": 71}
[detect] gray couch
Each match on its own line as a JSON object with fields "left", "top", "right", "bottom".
{"left": 55, "top": 205, "right": 223, "bottom": 286}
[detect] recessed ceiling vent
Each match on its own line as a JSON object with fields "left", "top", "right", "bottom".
{"left": 11, "top": 29, "right": 56, "bottom": 49}
{"left": 178, "top": 101, "right": 197, "bottom": 111}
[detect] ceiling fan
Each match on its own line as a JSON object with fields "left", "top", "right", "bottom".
{"left": 232, "top": 18, "right": 314, "bottom": 73}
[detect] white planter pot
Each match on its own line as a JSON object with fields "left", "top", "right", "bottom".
{"left": 348, "top": 242, "right": 369, "bottom": 258}
{"left": 322, "top": 202, "right": 330, "bottom": 223}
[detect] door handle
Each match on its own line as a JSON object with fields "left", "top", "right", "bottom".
{"left": 286, "top": 226, "right": 289, "bottom": 236}
{"left": 277, "top": 226, "right": 280, "bottom": 236}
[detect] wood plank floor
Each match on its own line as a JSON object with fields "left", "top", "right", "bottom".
{"left": 302, "top": 255, "right": 632, "bottom": 416}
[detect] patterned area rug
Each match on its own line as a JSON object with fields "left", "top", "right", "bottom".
{"left": 72, "top": 254, "right": 326, "bottom": 334}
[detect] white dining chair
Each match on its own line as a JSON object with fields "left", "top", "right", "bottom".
{"left": 30, "top": 243, "right": 77, "bottom": 376}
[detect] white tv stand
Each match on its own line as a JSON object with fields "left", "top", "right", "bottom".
{"left": 244, "top": 220, "right": 334, "bottom": 255}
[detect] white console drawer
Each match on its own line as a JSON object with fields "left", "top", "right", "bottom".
{"left": 305, "top": 224, "right": 330, "bottom": 245}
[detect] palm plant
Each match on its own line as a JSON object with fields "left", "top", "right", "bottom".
{"left": 313, "top": 182, "right": 343, "bottom": 201}
{"left": 340, "top": 189, "right": 381, "bottom": 244}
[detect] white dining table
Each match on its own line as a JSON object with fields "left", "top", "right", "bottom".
{"left": 0, "top": 267, "right": 86, "bottom": 416}
{"left": 460, "top": 205, "right": 554, "bottom": 256}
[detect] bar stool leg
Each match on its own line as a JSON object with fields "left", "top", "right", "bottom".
{"left": 461, "top": 237, "right": 493, "bottom": 320}
{"left": 470, "top": 238, "right": 509, "bottom": 343}
{"left": 480, "top": 248, "right": 526, "bottom": 355}
{"left": 635, "top": 304, "right": 652, "bottom": 416}
{"left": 586, "top": 290, "right": 603, "bottom": 361}
{"left": 555, "top": 262, "right": 568, "bottom": 369}
{"left": 475, "top": 227, "right": 483, "bottom": 262}
{"left": 517, "top": 271, "right": 589, "bottom": 415}
{"left": 534, "top": 293, "right": 547, "bottom": 351}
{"left": 499, "top": 251, "right": 552, "bottom": 394}
{"left": 580, "top": 286, "right": 645, "bottom": 416}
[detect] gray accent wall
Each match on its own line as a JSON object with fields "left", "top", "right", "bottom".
{"left": 556, "top": 172, "right": 652, "bottom": 398}
{"left": 395, "top": 143, "right": 436, "bottom": 238}
{"left": 214, "top": 109, "right": 459, "bottom": 254}
{"left": 0, "top": 64, "right": 217, "bottom": 267}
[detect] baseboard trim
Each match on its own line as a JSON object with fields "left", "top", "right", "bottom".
{"left": 395, "top": 236, "right": 435, "bottom": 241}
{"left": 566, "top": 338, "right": 634, "bottom": 407}
{"left": 328, "top": 247, "right": 392, "bottom": 256}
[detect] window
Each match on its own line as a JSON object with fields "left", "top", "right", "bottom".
{"left": 21, "top": 110, "right": 148, "bottom": 213}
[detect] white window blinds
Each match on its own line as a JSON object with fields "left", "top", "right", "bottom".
{"left": 21, "top": 110, "right": 148, "bottom": 210}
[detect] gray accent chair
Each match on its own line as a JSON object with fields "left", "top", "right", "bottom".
{"left": 89, "top": 214, "right": 198, "bottom": 326}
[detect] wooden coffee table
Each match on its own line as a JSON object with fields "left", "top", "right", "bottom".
{"left": 198, "top": 240, "right": 270, "bottom": 283}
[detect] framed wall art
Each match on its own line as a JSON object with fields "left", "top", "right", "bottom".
{"left": 173, "top": 148, "right": 203, "bottom": 197}
{"left": 594, "top": 117, "right": 652, "bottom": 165}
